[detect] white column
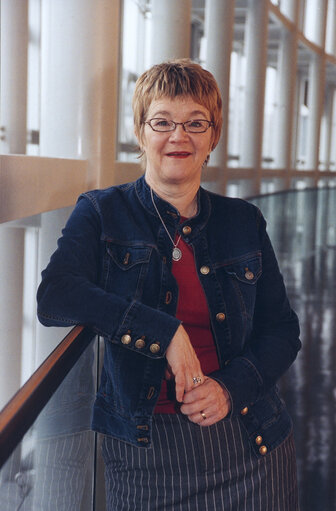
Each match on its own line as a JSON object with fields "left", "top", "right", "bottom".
{"left": 306, "top": 54, "right": 325, "bottom": 172}
{"left": 240, "top": 0, "right": 269, "bottom": 195}
{"left": 326, "top": 0, "right": 336, "bottom": 55}
{"left": 307, "top": 0, "right": 328, "bottom": 47}
{"left": 40, "top": 0, "right": 121, "bottom": 188}
{"left": 204, "top": 0, "right": 235, "bottom": 169}
{"left": 150, "top": 0, "right": 191, "bottom": 64}
{"left": 319, "top": 85, "right": 334, "bottom": 170}
{"left": 0, "top": 227, "right": 25, "bottom": 409}
{"left": 0, "top": 1, "right": 28, "bottom": 408}
{"left": 0, "top": 0, "right": 28, "bottom": 154}
{"left": 281, "top": 0, "right": 301, "bottom": 21}
{"left": 274, "top": 29, "right": 298, "bottom": 173}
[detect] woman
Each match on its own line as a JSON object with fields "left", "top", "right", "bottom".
{"left": 37, "top": 59, "right": 301, "bottom": 509}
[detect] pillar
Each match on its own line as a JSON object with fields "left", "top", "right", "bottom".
{"left": 39, "top": 0, "right": 121, "bottom": 189}
{"left": 0, "top": 0, "right": 28, "bottom": 154}
{"left": 274, "top": 28, "right": 298, "bottom": 177}
{"left": 150, "top": 0, "right": 191, "bottom": 64}
{"left": 0, "top": 0, "right": 28, "bottom": 408}
{"left": 306, "top": 54, "right": 325, "bottom": 173}
{"left": 0, "top": 227, "right": 25, "bottom": 409}
{"left": 204, "top": 0, "right": 235, "bottom": 170}
{"left": 240, "top": 0, "right": 269, "bottom": 195}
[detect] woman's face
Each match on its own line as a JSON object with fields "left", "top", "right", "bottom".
{"left": 140, "top": 96, "right": 213, "bottom": 188}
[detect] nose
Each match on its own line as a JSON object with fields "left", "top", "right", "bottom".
{"left": 169, "top": 123, "right": 189, "bottom": 141}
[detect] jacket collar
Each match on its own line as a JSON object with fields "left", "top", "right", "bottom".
{"left": 135, "top": 174, "right": 211, "bottom": 239}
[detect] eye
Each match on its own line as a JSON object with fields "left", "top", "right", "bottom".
{"left": 152, "top": 118, "right": 170, "bottom": 127}
{"left": 188, "top": 120, "right": 206, "bottom": 128}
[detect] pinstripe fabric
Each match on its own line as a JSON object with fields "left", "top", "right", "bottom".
{"left": 103, "top": 414, "right": 299, "bottom": 511}
{"left": 19, "top": 431, "right": 93, "bottom": 511}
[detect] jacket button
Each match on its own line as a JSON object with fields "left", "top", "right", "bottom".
{"left": 135, "top": 339, "right": 145, "bottom": 349}
{"left": 137, "top": 437, "right": 149, "bottom": 443}
{"left": 200, "top": 265, "right": 210, "bottom": 275}
{"left": 150, "top": 343, "right": 160, "bottom": 354}
{"left": 259, "top": 445, "right": 268, "bottom": 455}
{"left": 245, "top": 270, "right": 254, "bottom": 280}
{"left": 147, "top": 386, "right": 156, "bottom": 400}
{"left": 240, "top": 406, "right": 249, "bottom": 415}
{"left": 255, "top": 435, "right": 263, "bottom": 445}
{"left": 182, "top": 225, "right": 192, "bottom": 235}
{"left": 165, "top": 291, "right": 172, "bottom": 305}
{"left": 216, "top": 312, "right": 226, "bottom": 322}
{"left": 121, "top": 334, "right": 131, "bottom": 345}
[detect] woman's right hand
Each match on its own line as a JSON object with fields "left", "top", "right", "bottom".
{"left": 165, "top": 325, "right": 204, "bottom": 402}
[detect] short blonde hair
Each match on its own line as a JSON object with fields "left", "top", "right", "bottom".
{"left": 132, "top": 59, "right": 222, "bottom": 161}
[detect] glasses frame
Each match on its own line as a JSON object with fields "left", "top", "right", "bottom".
{"left": 144, "top": 118, "right": 214, "bottom": 133}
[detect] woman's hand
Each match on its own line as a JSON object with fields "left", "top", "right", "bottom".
{"left": 180, "top": 377, "right": 231, "bottom": 426}
{"left": 165, "top": 325, "right": 205, "bottom": 402}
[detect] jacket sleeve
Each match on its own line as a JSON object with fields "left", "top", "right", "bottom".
{"left": 37, "top": 195, "right": 181, "bottom": 358}
{"left": 210, "top": 208, "right": 301, "bottom": 415}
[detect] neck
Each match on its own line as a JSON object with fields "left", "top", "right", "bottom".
{"left": 145, "top": 175, "right": 199, "bottom": 218}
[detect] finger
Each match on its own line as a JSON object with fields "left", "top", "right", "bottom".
{"left": 185, "top": 370, "right": 205, "bottom": 393}
{"left": 174, "top": 371, "right": 186, "bottom": 403}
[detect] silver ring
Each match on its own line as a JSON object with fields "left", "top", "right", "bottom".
{"left": 192, "top": 376, "right": 202, "bottom": 385}
{"left": 200, "top": 411, "right": 207, "bottom": 420}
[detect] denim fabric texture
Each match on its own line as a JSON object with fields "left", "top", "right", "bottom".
{"left": 37, "top": 175, "right": 301, "bottom": 455}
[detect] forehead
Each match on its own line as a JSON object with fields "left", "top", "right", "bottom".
{"left": 146, "top": 96, "right": 210, "bottom": 119}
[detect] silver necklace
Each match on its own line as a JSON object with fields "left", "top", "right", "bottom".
{"left": 150, "top": 187, "right": 182, "bottom": 261}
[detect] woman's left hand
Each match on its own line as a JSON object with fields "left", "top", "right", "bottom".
{"left": 180, "top": 377, "right": 231, "bottom": 426}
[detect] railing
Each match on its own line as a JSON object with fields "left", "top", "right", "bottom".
{"left": 0, "top": 326, "right": 97, "bottom": 510}
{"left": 0, "top": 326, "right": 96, "bottom": 469}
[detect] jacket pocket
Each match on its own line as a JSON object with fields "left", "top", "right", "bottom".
{"left": 223, "top": 252, "right": 262, "bottom": 320}
{"left": 103, "top": 242, "right": 153, "bottom": 300}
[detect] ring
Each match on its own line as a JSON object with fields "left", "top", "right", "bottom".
{"left": 200, "top": 411, "right": 207, "bottom": 420}
{"left": 192, "top": 376, "right": 202, "bottom": 384}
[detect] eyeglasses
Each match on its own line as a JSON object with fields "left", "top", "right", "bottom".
{"left": 144, "top": 118, "right": 214, "bottom": 133}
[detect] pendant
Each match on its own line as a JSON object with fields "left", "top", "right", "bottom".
{"left": 172, "top": 247, "right": 182, "bottom": 261}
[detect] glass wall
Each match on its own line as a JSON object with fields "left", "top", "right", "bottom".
{"left": 118, "top": 0, "right": 336, "bottom": 193}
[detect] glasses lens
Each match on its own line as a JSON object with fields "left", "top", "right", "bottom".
{"left": 149, "top": 119, "right": 175, "bottom": 131}
{"left": 184, "top": 120, "right": 210, "bottom": 133}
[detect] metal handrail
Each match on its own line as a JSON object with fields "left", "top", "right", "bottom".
{"left": 0, "top": 325, "right": 96, "bottom": 469}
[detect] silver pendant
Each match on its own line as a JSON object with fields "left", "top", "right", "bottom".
{"left": 172, "top": 247, "right": 182, "bottom": 261}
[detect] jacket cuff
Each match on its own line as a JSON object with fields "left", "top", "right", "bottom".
{"left": 112, "top": 300, "right": 181, "bottom": 358}
{"left": 209, "top": 356, "right": 264, "bottom": 416}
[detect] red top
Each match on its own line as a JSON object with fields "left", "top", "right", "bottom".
{"left": 154, "top": 235, "right": 220, "bottom": 414}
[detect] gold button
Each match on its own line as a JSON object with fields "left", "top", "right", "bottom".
{"left": 121, "top": 334, "right": 131, "bottom": 345}
{"left": 245, "top": 270, "right": 254, "bottom": 280}
{"left": 200, "top": 265, "right": 210, "bottom": 275}
{"left": 165, "top": 291, "right": 172, "bottom": 305}
{"left": 150, "top": 343, "right": 160, "bottom": 354}
{"left": 255, "top": 435, "right": 263, "bottom": 445}
{"left": 137, "top": 437, "right": 149, "bottom": 443}
{"left": 182, "top": 225, "right": 192, "bottom": 235}
{"left": 147, "top": 386, "right": 155, "bottom": 400}
{"left": 135, "top": 339, "right": 145, "bottom": 349}
{"left": 240, "top": 406, "right": 249, "bottom": 415}
{"left": 216, "top": 312, "right": 226, "bottom": 322}
{"left": 259, "top": 445, "right": 267, "bottom": 455}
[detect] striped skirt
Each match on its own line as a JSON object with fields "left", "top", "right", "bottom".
{"left": 102, "top": 413, "right": 299, "bottom": 511}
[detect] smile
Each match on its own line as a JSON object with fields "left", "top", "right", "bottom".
{"left": 166, "top": 152, "right": 191, "bottom": 158}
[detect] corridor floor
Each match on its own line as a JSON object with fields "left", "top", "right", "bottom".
{"left": 251, "top": 188, "right": 336, "bottom": 511}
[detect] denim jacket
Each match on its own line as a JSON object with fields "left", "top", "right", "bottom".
{"left": 37, "top": 175, "right": 301, "bottom": 456}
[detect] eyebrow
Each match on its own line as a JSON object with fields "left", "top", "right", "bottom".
{"left": 150, "top": 110, "right": 208, "bottom": 119}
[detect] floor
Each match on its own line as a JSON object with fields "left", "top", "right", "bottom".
{"left": 251, "top": 188, "right": 336, "bottom": 511}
